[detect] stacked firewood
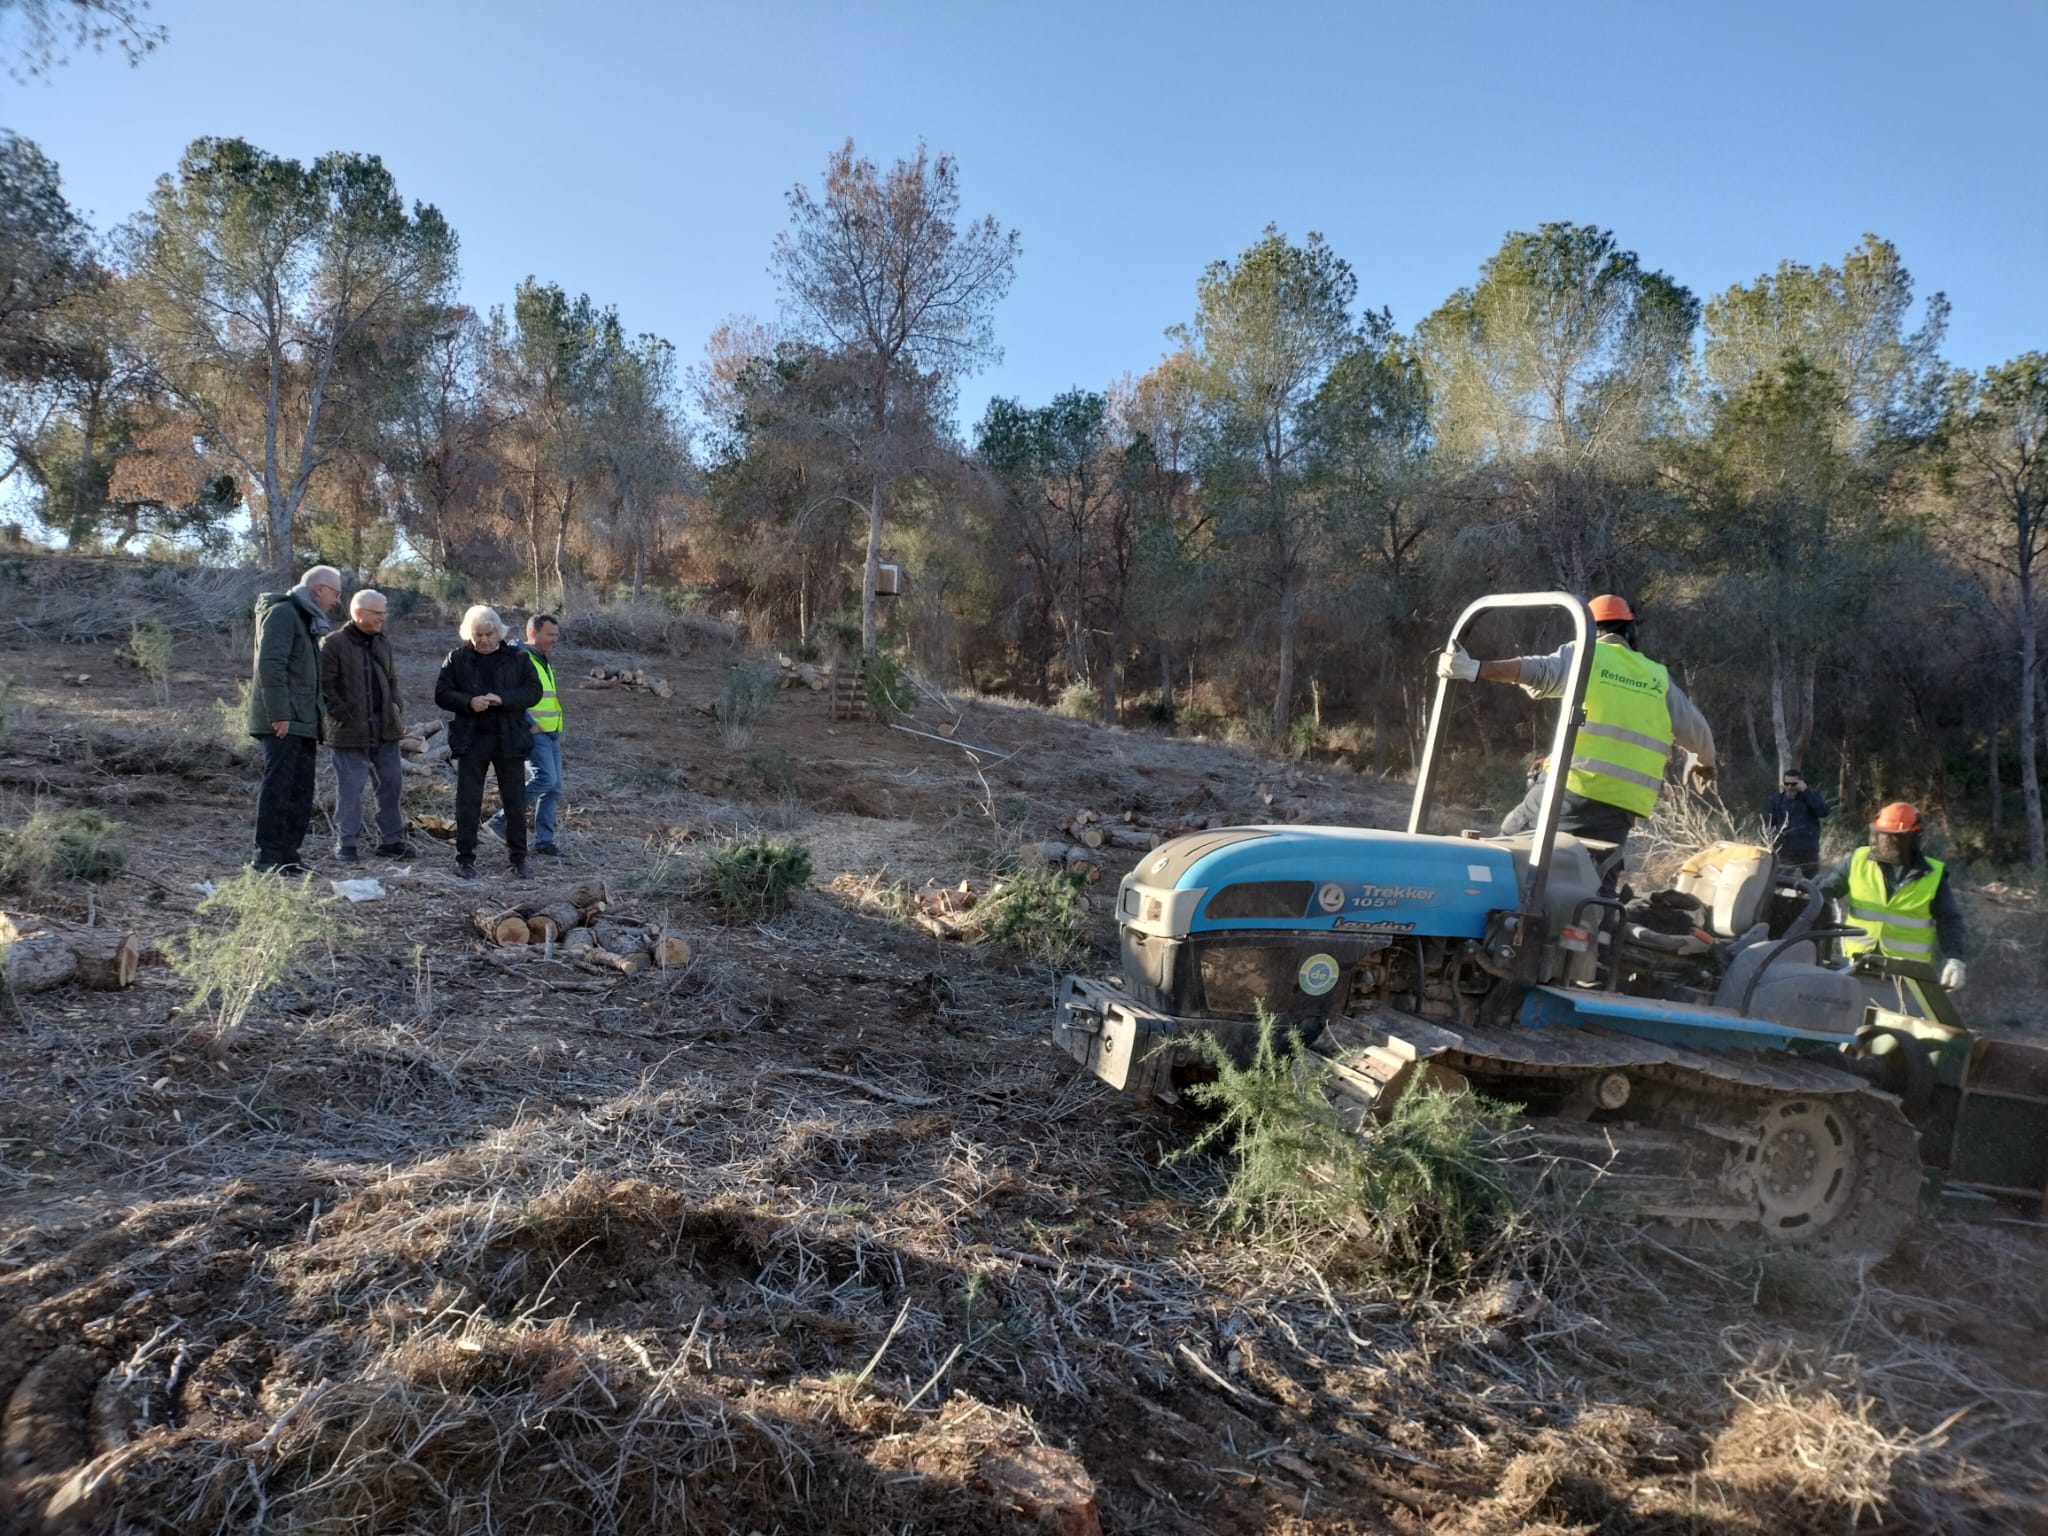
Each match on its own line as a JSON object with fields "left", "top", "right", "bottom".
{"left": 1028, "top": 809, "right": 1179, "bottom": 883}
{"left": 471, "top": 878, "right": 690, "bottom": 976}
{"left": 583, "top": 665, "right": 674, "bottom": 699}
{"left": 398, "top": 719, "right": 452, "bottom": 776}
{"left": 772, "top": 654, "right": 829, "bottom": 691}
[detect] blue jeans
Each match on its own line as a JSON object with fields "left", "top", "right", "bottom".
{"left": 488, "top": 731, "right": 562, "bottom": 846}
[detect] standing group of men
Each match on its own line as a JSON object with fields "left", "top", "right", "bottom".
{"left": 246, "top": 566, "right": 569, "bottom": 881}
{"left": 1438, "top": 593, "right": 1967, "bottom": 991}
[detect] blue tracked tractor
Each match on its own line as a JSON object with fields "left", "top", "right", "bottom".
{"left": 1053, "top": 593, "right": 2048, "bottom": 1255}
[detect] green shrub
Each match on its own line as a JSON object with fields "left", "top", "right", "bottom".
{"left": 1289, "top": 716, "right": 1321, "bottom": 758}
{"left": 700, "top": 834, "right": 813, "bottom": 919}
{"left": 215, "top": 679, "right": 257, "bottom": 751}
{"left": 738, "top": 745, "right": 798, "bottom": 800}
{"left": 125, "top": 619, "right": 174, "bottom": 705}
{"left": 175, "top": 869, "right": 332, "bottom": 1040}
{"left": 0, "top": 809, "right": 128, "bottom": 891}
{"left": 974, "top": 862, "right": 1087, "bottom": 968}
{"left": 1180, "top": 1009, "right": 1509, "bottom": 1285}
{"left": 863, "top": 648, "right": 916, "bottom": 722}
{"left": 717, "top": 666, "right": 779, "bottom": 749}
{"left": 1053, "top": 679, "right": 1101, "bottom": 721}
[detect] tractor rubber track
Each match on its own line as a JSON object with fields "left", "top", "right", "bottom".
{"left": 1316, "top": 1011, "right": 1924, "bottom": 1258}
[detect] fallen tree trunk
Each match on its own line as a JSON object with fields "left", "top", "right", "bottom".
{"left": 1, "top": 929, "right": 139, "bottom": 994}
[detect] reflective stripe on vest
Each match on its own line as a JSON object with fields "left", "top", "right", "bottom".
{"left": 528, "top": 653, "right": 562, "bottom": 734}
{"left": 1563, "top": 637, "right": 1674, "bottom": 818}
{"left": 1841, "top": 847, "right": 1944, "bottom": 959}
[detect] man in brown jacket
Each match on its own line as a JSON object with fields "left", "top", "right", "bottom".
{"left": 319, "top": 589, "right": 412, "bottom": 863}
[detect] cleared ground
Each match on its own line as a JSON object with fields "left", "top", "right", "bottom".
{"left": 0, "top": 555, "right": 2044, "bottom": 1534}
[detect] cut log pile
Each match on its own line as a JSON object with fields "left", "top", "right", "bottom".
{"left": 908, "top": 876, "right": 992, "bottom": 939}
{"left": 399, "top": 719, "right": 452, "bottom": 777}
{"left": 470, "top": 879, "right": 691, "bottom": 978}
{"left": 1, "top": 914, "right": 140, "bottom": 995}
{"left": 772, "top": 653, "right": 829, "bottom": 692}
{"left": 582, "top": 665, "right": 673, "bottom": 699}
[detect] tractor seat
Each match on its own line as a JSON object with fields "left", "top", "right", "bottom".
{"left": 1672, "top": 841, "right": 1775, "bottom": 939}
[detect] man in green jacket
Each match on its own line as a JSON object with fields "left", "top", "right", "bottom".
{"left": 247, "top": 565, "right": 341, "bottom": 874}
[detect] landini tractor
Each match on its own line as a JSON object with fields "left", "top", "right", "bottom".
{"left": 1053, "top": 593, "right": 2048, "bottom": 1255}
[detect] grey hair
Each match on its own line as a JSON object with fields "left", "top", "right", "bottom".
{"left": 300, "top": 564, "right": 343, "bottom": 591}
{"left": 350, "top": 588, "right": 387, "bottom": 615}
{"left": 458, "top": 604, "right": 506, "bottom": 643}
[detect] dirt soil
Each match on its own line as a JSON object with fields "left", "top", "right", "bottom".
{"left": 0, "top": 555, "right": 2045, "bottom": 1535}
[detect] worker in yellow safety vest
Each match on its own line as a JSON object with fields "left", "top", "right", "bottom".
{"left": 1437, "top": 594, "right": 1717, "bottom": 870}
{"left": 487, "top": 613, "right": 567, "bottom": 856}
{"left": 1820, "top": 801, "right": 1967, "bottom": 997}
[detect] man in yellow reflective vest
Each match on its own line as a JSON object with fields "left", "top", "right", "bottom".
{"left": 1819, "top": 801, "right": 1967, "bottom": 1002}
{"left": 1437, "top": 594, "right": 1716, "bottom": 870}
{"left": 488, "top": 613, "right": 566, "bottom": 856}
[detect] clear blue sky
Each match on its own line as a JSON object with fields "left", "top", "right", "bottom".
{"left": 4, "top": 0, "right": 2041, "bottom": 431}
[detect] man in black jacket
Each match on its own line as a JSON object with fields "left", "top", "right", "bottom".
{"left": 1763, "top": 767, "right": 1831, "bottom": 878}
{"left": 435, "top": 605, "right": 543, "bottom": 880}
{"left": 320, "top": 589, "right": 412, "bottom": 863}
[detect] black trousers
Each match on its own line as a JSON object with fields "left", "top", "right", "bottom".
{"left": 254, "top": 733, "right": 320, "bottom": 865}
{"left": 455, "top": 754, "right": 527, "bottom": 861}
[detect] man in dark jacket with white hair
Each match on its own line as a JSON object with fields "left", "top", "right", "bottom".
{"left": 320, "top": 588, "right": 412, "bottom": 863}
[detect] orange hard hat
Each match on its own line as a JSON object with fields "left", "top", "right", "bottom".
{"left": 1870, "top": 802, "right": 1924, "bottom": 834}
{"left": 1589, "top": 594, "right": 1635, "bottom": 623}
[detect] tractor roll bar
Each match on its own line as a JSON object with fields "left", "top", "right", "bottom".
{"left": 1409, "top": 592, "right": 1594, "bottom": 980}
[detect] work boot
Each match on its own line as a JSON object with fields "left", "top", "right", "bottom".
{"left": 532, "top": 843, "right": 561, "bottom": 857}
{"left": 374, "top": 841, "right": 417, "bottom": 859}
{"left": 335, "top": 845, "right": 360, "bottom": 864}
{"left": 455, "top": 858, "right": 479, "bottom": 881}
{"left": 510, "top": 857, "right": 530, "bottom": 880}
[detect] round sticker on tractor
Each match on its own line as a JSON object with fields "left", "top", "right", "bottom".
{"left": 1297, "top": 953, "right": 1341, "bottom": 996}
{"left": 1316, "top": 882, "right": 1345, "bottom": 914}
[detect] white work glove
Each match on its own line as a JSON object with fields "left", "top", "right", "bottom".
{"left": 1939, "top": 958, "right": 1966, "bottom": 992}
{"left": 1436, "top": 644, "right": 1479, "bottom": 683}
{"left": 1686, "top": 759, "right": 1716, "bottom": 795}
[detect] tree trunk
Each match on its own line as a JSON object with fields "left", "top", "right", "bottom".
{"left": 1, "top": 928, "right": 138, "bottom": 994}
{"left": 1988, "top": 713, "right": 2004, "bottom": 859}
{"left": 66, "top": 384, "right": 101, "bottom": 550}
{"left": 553, "top": 480, "right": 575, "bottom": 613}
{"left": 1743, "top": 694, "right": 1764, "bottom": 775}
{"left": 862, "top": 479, "right": 884, "bottom": 651}
{"left": 2020, "top": 572, "right": 2044, "bottom": 869}
{"left": 1767, "top": 635, "right": 1794, "bottom": 776}
{"left": 1271, "top": 570, "right": 1297, "bottom": 736}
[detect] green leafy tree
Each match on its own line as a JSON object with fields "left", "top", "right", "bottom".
{"left": 1940, "top": 354, "right": 2048, "bottom": 868}
{"left": 1701, "top": 235, "right": 1949, "bottom": 445}
{"left": 772, "top": 139, "right": 1018, "bottom": 648}
{"left": 123, "top": 138, "right": 456, "bottom": 571}
{"left": 976, "top": 389, "right": 1139, "bottom": 712}
{"left": 1420, "top": 222, "right": 1696, "bottom": 593}
{"left": 1304, "top": 334, "right": 1433, "bottom": 769}
{"left": 1688, "top": 236, "right": 1947, "bottom": 782}
{"left": 487, "top": 279, "right": 621, "bottom": 608}
{"left": 1179, "top": 226, "right": 1365, "bottom": 734}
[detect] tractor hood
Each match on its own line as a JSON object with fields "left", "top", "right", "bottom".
{"left": 1118, "top": 825, "right": 1517, "bottom": 943}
